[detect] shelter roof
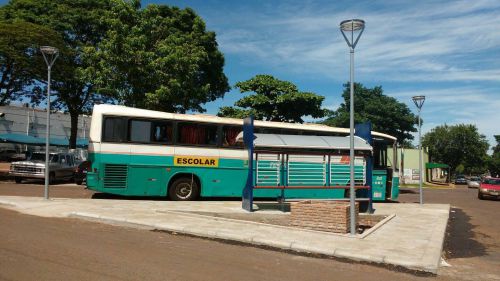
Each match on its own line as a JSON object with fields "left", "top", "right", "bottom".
{"left": 237, "top": 133, "right": 372, "bottom": 151}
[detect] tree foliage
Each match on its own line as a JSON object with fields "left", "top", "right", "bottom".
{"left": 488, "top": 135, "right": 500, "bottom": 177}
{"left": 91, "top": 2, "right": 229, "bottom": 113}
{"left": 0, "top": 0, "right": 229, "bottom": 147}
{"left": 1, "top": 0, "right": 117, "bottom": 147}
{"left": 0, "top": 21, "right": 64, "bottom": 105}
{"left": 218, "top": 74, "right": 326, "bottom": 123}
{"left": 422, "top": 124, "right": 489, "bottom": 174}
{"left": 323, "top": 83, "right": 417, "bottom": 143}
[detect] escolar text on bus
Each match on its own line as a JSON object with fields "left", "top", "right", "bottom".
{"left": 174, "top": 156, "right": 219, "bottom": 167}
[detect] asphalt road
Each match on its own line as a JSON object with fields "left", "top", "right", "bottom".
{"left": 398, "top": 184, "right": 500, "bottom": 280}
{"left": 0, "top": 181, "right": 498, "bottom": 281}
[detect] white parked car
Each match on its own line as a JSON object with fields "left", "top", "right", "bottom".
{"left": 467, "top": 176, "right": 481, "bottom": 188}
{"left": 10, "top": 152, "right": 77, "bottom": 184}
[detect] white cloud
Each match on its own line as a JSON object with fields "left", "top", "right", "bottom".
{"left": 215, "top": 0, "right": 500, "bottom": 83}
{"left": 201, "top": 0, "right": 500, "bottom": 145}
{"left": 386, "top": 86, "right": 500, "bottom": 148}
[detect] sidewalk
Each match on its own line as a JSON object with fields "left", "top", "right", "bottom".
{"left": 0, "top": 196, "right": 449, "bottom": 274}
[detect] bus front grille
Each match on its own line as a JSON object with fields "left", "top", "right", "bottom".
{"left": 104, "top": 164, "right": 128, "bottom": 188}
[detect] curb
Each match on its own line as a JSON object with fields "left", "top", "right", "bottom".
{"left": 156, "top": 210, "right": 353, "bottom": 238}
{"left": 358, "top": 214, "right": 396, "bottom": 238}
{"left": 156, "top": 209, "right": 396, "bottom": 239}
{"left": 0, "top": 200, "right": 17, "bottom": 207}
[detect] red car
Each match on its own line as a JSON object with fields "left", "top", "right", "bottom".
{"left": 478, "top": 177, "right": 500, "bottom": 200}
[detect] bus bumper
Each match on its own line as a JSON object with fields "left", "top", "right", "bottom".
{"left": 86, "top": 172, "right": 99, "bottom": 188}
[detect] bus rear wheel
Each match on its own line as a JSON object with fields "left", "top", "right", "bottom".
{"left": 169, "top": 177, "right": 199, "bottom": 201}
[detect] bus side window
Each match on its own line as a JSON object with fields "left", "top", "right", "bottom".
{"left": 152, "top": 122, "right": 173, "bottom": 143}
{"left": 256, "top": 127, "right": 280, "bottom": 134}
{"left": 129, "top": 120, "right": 152, "bottom": 143}
{"left": 222, "top": 126, "right": 241, "bottom": 147}
{"left": 281, "top": 129, "right": 297, "bottom": 135}
{"left": 177, "top": 122, "right": 218, "bottom": 146}
{"left": 103, "top": 117, "right": 127, "bottom": 142}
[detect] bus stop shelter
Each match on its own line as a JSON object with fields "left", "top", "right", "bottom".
{"left": 239, "top": 117, "right": 374, "bottom": 212}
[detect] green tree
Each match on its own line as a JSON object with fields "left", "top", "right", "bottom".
{"left": 488, "top": 135, "right": 500, "bottom": 176}
{"left": 92, "top": 2, "right": 229, "bottom": 113}
{"left": 422, "top": 124, "right": 489, "bottom": 174}
{"left": 1, "top": 0, "right": 117, "bottom": 148}
{"left": 0, "top": 21, "right": 64, "bottom": 105}
{"left": 323, "top": 83, "right": 417, "bottom": 143}
{"left": 218, "top": 74, "right": 326, "bottom": 122}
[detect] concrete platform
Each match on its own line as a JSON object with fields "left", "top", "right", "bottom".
{"left": 0, "top": 196, "right": 449, "bottom": 273}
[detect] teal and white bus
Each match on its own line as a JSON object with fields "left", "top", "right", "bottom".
{"left": 86, "top": 105, "right": 399, "bottom": 201}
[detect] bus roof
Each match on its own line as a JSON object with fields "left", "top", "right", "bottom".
{"left": 91, "top": 104, "right": 397, "bottom": 142}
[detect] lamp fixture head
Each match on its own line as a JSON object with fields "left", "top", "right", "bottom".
{"left": 340, "top": 19, "right": 365, "bottom": 49}
{"left": 340, "top": 19, "right": 365, "bottom": 31}
{"left": 40, "top": 46, "right": 58, "bottom": 55}
{"left": 40, "top": 46, "right": 59, "bottom": 67}
{"left": 412, "top": 95, "right": 426, "bottom": 110}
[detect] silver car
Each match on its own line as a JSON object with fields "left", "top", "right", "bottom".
{"left": 10, "top": 152, "right": 77, "bottom": 184}
{"left": 467, "top": 176, "right": 481, "bottom": 188}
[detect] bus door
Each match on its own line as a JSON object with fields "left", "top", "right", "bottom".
{"left": 386, "top": 168, "right": 393, "bottom": 199}
{"left": 372, "top": 169, "right": 387, "bottom": 200}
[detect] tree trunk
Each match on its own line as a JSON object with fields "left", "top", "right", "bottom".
{"left": 69, "top": 110, "right": 79, "bottom": 149}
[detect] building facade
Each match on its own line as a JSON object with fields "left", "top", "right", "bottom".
{"left": 388, "top": 147, "right": 430, "bottom": 184}
{"left": 0, "top": 104, "right": 90, "bottom": 152}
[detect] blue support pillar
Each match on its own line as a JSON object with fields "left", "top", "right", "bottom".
{"left": 242, "top": 116, "right": 254, "bottom": 212}
{"left": 355, "top": 122, "right": 374, "bottom": 213}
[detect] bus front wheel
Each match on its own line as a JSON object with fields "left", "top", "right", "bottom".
{"left": 169, "top": 177, "right": 199, "bottom": 201}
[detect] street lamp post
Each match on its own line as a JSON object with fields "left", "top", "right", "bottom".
{"left": 340, "top": 19, "right": 365, "bottom": 236}
{"left": 41, "top": 46, "right": 59, "bottom": 200}
{"left": 412, "top": 95, "right": 425, "bottom": 205}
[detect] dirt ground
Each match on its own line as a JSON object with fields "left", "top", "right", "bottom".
{"left": 0, "top": 181, "right": 499, "bottom": 280}
{"left": 0, "top": 203, "right": 440, "bottom": 281}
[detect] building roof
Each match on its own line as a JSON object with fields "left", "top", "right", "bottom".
{"left": 426, "top": 162, "right": 449, "bottom": 169}
{"left": 0, "top": 133, "right": 88, "bottom": 147}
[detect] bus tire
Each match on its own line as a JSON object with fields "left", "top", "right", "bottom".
{"left": 169, "top": 177, "right": 199, "bottom": 201}
{"left": 14, "top": 177, "right": 22, "bottom": 184}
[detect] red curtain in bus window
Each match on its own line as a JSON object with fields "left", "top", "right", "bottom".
{"left": 224, "top": 127, "right": 240, "bottom": 146}
{"left": 165, "top": 125, "right": 173, "bottom": 141}
{"left": 180, "top": 124, "right": 207, "bottom": 144}
{"left": 180, "top": 124, "right": 197, "bottom": 144}
{"left": 197, "top": 126, "right": 207, "bottom": 144}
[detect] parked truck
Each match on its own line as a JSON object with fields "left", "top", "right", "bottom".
{"left": 10, "top": 152, "right": 77, "bottom": 184}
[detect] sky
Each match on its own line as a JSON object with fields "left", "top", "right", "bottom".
{"left": 148, "top": 0, "right": 500, "bottom": 149}
{"left": 1, "top": 0, "right": 497, "bottom": 148}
